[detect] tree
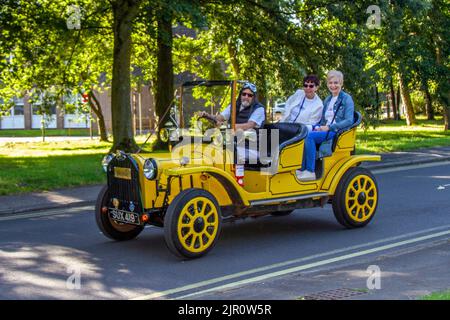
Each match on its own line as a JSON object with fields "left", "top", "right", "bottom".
{"left": 152, "top": 1, "right": 175, "bottom": 150}
{"left": 427, "top": 0, "right": 450, "bottom": 129}
{"left": 0, "top": 0, "right": 112, "bottom": 140}
{"left": 108, "top": 0, "right": 143, "bottom": 152}
{"left": 398, "top": 71, "right": 416, "bottom": 125}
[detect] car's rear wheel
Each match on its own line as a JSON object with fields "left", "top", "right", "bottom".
{"left": 332, "top": 167, "right": 378, "bottom": 228}
{"left": 164, "top": 189, "right": 222, "bottom": 259}
{"left": 95, "top": 185, "right": 144, "bottom": 241}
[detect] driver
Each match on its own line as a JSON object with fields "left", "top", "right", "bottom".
{"left": 197, "top": 82, "right": 265, "bottom": 130}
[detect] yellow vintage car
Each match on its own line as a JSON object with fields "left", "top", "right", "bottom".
{"left": 95, "top": 80, "right": 380, "bottom": 259}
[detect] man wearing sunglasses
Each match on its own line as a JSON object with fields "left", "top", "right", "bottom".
{"left": 198, "top": 82, "right": 265, "bottom": 130}
{"left": 280, "top": 74, "right": 323, "bottom": 132}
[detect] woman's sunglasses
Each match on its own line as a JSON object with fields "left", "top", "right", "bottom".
{"left": 303, "top": 83, "right": 316, "bottom": 88}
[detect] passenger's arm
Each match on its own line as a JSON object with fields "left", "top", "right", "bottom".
{"left": 280, "top": 90, "right": 303, "bottom": 122}
{"left": 307, "top": 103, "right": 324, "bottom": 131}
{"left": 329, "top": 95, "right": 354, "bottom": 132}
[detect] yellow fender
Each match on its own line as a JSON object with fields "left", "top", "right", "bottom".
{"left": 321, "top": 155, "right": 381, "bottom": 194}
{"left": 164, "top": 166, "right": 251, "bottom": 206}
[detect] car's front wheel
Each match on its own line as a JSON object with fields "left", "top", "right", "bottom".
{"left": 164, "top": 189, "right": 222, "bottom": 259}
{"left": 332, "top": 167, "right": 379, "bottom": 228}
{"left": 95, "top": 185, "right": 144, "bottom": 241}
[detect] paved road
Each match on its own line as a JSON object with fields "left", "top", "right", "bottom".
{"left": 0, "top": 163, "right": 449, "bottom": 300}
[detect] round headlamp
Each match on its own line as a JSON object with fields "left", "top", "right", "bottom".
{"left": 159, "top": 128, "right": 169, "bottom": 143}
{"left": 102, "top": 153, "right": 114, "bottom": 172}
{"left": 143, "top": 158, "right": 157, "bottom": 180}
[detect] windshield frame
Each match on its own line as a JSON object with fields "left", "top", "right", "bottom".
{"left": 179, "top": 80, "right": 247, "bottom": 131}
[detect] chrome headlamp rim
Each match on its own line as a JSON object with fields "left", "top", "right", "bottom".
{"left": 143, "top": 158, "right": 157, "bottom": 180}
{"left": 159, "top": 128, "right": 169, "bottom": 143}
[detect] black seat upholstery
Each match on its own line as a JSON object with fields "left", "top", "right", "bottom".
{"left": 242, "top": 122, "right": 308, "bottom": 169}
{"left": 263, "top": 123, "right": 303, "bottom": 142}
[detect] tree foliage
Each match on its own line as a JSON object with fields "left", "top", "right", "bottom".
{"left": 1, "top": 0, "right": 449, "bottom": 154}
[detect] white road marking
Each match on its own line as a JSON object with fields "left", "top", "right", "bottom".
{"left": 130, "top": 225, "right": 450, "bottom": 300}
{"left": 173, "top": 229, "right": 450, "bottom": 300}
{"left": 0, "top": 205, "right": 94, "bottom": 221}
{"left": 372, "top": 161, "right": 450, "bottom": 174}
{"left": 437, "top": 184, "right": 450, "bottom": 190}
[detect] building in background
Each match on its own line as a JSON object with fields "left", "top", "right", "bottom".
{"left": 0, "top": 86, "right": 156, "bottom": 135}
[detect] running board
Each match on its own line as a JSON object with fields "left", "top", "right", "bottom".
{"left": 249, "top": 192, "right": 329, "bottom": 206}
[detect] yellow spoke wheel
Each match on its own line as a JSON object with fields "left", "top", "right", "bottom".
{"left": 164, "top": 189, "right": 222, "bottom": 259}
{"left": 332, "top": 167, "right": 379, "bottom": 228}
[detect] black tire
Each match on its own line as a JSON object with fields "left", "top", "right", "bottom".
{"left": 95, "top": 185, "right": 144, "bottom": 241}
{"left": 164, "top": 188, "right": 222, "bottom": 259}
{"left": 271, "top": 210, "right": 294, "bottom": 217}
{"left": 332, "top": 167, "right": 379, "bottom": 228}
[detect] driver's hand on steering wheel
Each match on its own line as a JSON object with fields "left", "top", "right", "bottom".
{"left": 197, "top": 111, "right": 221, "bottom": 125}
{"left": 197, "top": 111, "right": 206, "bottom": 117}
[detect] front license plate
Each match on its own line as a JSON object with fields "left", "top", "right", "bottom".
{"left": 109, "top": 208, "right": 140, "bottom": 225}
{"left": 114, "top": 167, "right": 131, "bottom": 180}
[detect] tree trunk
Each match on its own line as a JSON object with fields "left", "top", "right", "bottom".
{"left": 110, "top": 0, "right": 141, "bottom": 152}
{"left": 386, "top": 93, "right": 391, "bottom": 120}
{"left": 398, "top": 72, "right": 416, "bottom": 125}
{"left": 375, "top": 86, "right": 380, "bottom": 120}
{"left": 433, "top": 34, "right": 449, "bottom": 130}
{"left": 153, "top": 4, "right": 174, "bottom": 151}
{"left": 443, "top": 107, "right": 450, "bottom": 131}
{"left": 88, "top": 91, "right": 109, "bottom": 142}
{"left": 390, "top": 80, "right": 397, "bottom": 120}
{"left": 396, "top": 86, "right": 401, "bottom": 120}
{"left": 423, "top": 84, "right": 434, "bottom": 120}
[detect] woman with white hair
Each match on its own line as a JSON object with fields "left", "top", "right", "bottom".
{"left": 297, "top": 70, "right": 355, "bottom": 181}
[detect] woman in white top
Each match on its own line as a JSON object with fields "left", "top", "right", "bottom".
{"left": 298, "top": 70, "right": 355, "bottom": 181}
{"left": 281, "top": 74, "right": 324, "bottom": 131}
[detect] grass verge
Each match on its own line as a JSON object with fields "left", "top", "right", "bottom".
{"left": 0, "top": 128, "right": 96, "bottom": 137}
{"left": 1, "top": 117, "right": 449, "bottom": 195}
{"left": 0, "top": 136, "right": 155, "bottom": 195}
{"left": 420, "top": 290, "right": 450, "bottom": 300}
{"left": 356, "top": 118, "right": 450, "bottom": 154}
{"left": 0, "top": 140, "right": 111, "bottom": 195}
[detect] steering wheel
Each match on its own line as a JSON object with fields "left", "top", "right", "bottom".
{"left": 197, "top": 112, "right": 217, "bottom": 126}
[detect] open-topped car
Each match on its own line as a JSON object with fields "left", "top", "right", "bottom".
{"left": 95, "top": 80, "right": 381, "bottom": 259}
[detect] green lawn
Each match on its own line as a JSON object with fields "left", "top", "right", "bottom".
{"left": 0, "top": 128, "right": 97, "bottom": 137}
{"left": 0, "top": 140, "right": 110, "bottom": 195}
{"left": 0, "top": 136, "right": 154, "bottom": 195}
{"left": 357, "top": 118, "right": 450, "bottom": 154}
{"left": 0, "top": 117, "right": 449, "bottom": 195}
{"left": 420, "top": 290, "right": 450, "bottom": 300}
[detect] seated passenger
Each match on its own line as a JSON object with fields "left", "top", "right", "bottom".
{"left": 281, "top": 74, "right": 324, "bottom": 131}
{"left": 197, "top": 82, "right": 265, "bottom": 130}
{"left": 197, "top": 82, "right": 265, "bottom": 164}
{"left": 298, "top": 70, "right": 355, "bottom": 181}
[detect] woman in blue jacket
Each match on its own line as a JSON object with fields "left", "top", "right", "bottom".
{"left": 297, "top": 70, "right": 355, "bottom": 181}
